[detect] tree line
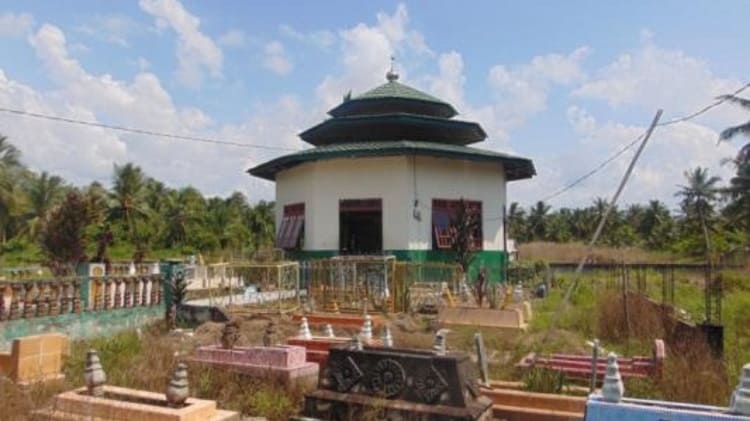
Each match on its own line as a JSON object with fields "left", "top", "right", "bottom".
{"left": 0, "top": 135, "right": 275, "bottom": 268}
{"left": 510, "top": 94, "right": 750, "bottom": 261}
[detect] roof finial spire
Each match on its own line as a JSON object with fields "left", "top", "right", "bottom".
{"left": 386, "top": 55, "right": 399, "bottom": 82}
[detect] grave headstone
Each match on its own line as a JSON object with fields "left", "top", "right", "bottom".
{"left": 220, "top": 320, "right": 241, "bottom": 350}
{"left": 298, "top": 317, "right": 312, "bottom": 340}
{"left": 731, "top": 363, "right": 750, "bottom": 415}
{"left": 263, "top": 321, "right": 278, "bottom": 347}
{"left": 601, "top": 353, "right": 624, "bottom": 403}
{"left": 474, "top": 332, "right": 489, "bottom": 387}
{"left": 433, "top": 329, "right": 448, "bottom": 355}
{"left": 360, "top": 315, "right": 373, "bottom": 341}
{"left": 166, "top": 362, "right": 189, "bottom": 408}
{"left": 381, "top": 326, "right": 393, "bottom": 348}
{"left": 84, "top": 350, "right": 106, "bottom": 397}
{"left": 302, "top": 344, "right": 492, "bottom": 420}
{"left": 323, "top": 323, "right": 335, "bottom": 338}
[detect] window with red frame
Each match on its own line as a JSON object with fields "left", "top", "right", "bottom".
{"left": 276, "top": 203, "right": 305, "bottom": 250}
{"left": 432, "top": 199, "right": 482, "bottom": 250}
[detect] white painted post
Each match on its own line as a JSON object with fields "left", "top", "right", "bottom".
{"left": 382, "top": 326, "right": 393, "bottom": 347}
{"left": 433, "top": 329, "right": 448, "bottom": 355}
{"left": 601, "top": 352, "right": 624, "bottom": 403}
{"left": 323, "top": 323, "right": 335, "bottom": 338}
{"left": 730, "top": 363, "right": 750, "bottom": 415}
{"left": 360, "top": 314, "right": 373, "bottom": 341}
{"left": 298, "top": 317, "right": 312, "bottom": 339}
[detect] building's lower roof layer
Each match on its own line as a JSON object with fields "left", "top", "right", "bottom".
{"left": 247, "top": 140, "right": 536, "bottom": 181}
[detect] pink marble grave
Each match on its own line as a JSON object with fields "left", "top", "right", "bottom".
{"left": 190, "top": 345, "right": 318, "bottom": 387}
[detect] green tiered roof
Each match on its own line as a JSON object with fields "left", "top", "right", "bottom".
{"left": 248, "top": 72, "right": 535, "bottom": 181}
{"left": 329, "top": 74, "right": 457, "bottom": 118}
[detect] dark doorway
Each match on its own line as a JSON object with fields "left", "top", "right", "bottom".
{"left": 339, "top": 198, "right": 382, "bottom": 254}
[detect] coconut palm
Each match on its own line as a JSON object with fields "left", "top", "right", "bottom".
{"left": 109, "top": 163, "right": 150, "bottom": 248}
{"left": 0, "top": 135, "right": 20, "bottom": 169}
{"left": 0, "top": 136, "right": 24, "bottom": 242}
{"left": 675, "top": 167, "right": 721, "bottom": 258}
{"left": 718, "top": 94, "right": 750, "bottom": 234}
{"left": 527, "top": 201, "right": 550, "bottom": 241}
{"left": 718, "top": 94, "right": 750, "bottom": 142}
{"left": 506, "top": 202, "right": 528, "bottom": 242}
{"left": 24, "top": 171, "right": 66, "bottom": 238}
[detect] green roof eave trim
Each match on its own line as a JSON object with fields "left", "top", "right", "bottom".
{"left": 247, "top": 140, "right": 536, "bottom": 182}
{"left": 299, "top": 113, "right": 487, "bottom": 145}
{"left": 329, "top": 97, "right": 457, "bottom": 118}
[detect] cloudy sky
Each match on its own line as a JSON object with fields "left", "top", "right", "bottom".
{"left": 0, "top": 1, "right": 748, "bottom": 210}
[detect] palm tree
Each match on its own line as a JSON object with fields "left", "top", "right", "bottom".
{"left": 527, "top": 201, "right": 550, "bottom": 241}
{"left": 506, "top": 202, "right": 528, "bottom": 242}
{"left": 718, "top": 94, "right": 750, "bottom": 142}
{"left": 718, "top": 94, "right": 750, "bottom": 239}
{"left": 675, "top": 167, "right": 721, "bottom": 258}
{"left": 0, "top": 136, "right": 23, "bottom": 243}
{"left": 109, "top": 163, "right": 150, "bottom": 250}
{"left": 0, "top": 135, "right": 21, "bottom": 169}
{"left": 24, "top": 172, "right": 66, "bottom": 239}
{"left": 248, "top": 200, "right": 275, "bottom": 251}
{"left": 641, "top": 200, "right": 674, "bottom": 249}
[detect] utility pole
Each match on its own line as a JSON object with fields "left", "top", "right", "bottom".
{"left": 564, "top": 109, "right": 663, "bottom": 301}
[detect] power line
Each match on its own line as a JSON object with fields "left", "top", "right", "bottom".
{"left": 658, "top": 83, "right": 750, "bottom": 126}
{"left": 540, "top": 133, "right": 646, "bottom": 203}
{"left": 0, "top": 106, "right": 301, "bottom": 152}
{"left": 538, "top": 82, "right": 750, "bottom": 204}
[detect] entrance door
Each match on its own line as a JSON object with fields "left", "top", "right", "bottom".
{"left": 339, "top": 198, "right": 382, "bottom": 254}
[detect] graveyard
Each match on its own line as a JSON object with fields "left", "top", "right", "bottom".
{"left": 0, "top": 8, "right": 749, "bottom": 419}
{"left": 0, "top": 255, "right": 748, "bottom": 420}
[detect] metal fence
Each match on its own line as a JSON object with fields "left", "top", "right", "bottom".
{"left": 300, "top": 257, "right": 462, "bottom": 313}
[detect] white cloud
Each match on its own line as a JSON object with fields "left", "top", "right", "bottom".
{"left": 262, "top": 41, "right": 292, "bottom": 75}
{"left": 487, "top": 47, "right": 590, "bottom": 131}
{"left": 218, "top": 29, "right": 246, "bottom": 48}
{"left": 138, "top": 0, "right": 223, "bottom": 88}
{"left": 315, "top": 3, "right": 433, "bottom": 109}
{"left": 0, "top": 12, "right": 34, "bottom": 38}
{"left": 75, "top": 14, "right": 142, "bottom": 47}
{"left": 573, "top": 40, "right": 746, "bottom": 127}
{"left": 279, "top": 24, "right": 335, "bottom": 49}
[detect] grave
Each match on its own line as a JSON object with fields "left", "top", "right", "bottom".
{"left": 190, "top": 321, "right": 318, "bottom": 388}
{"left": 291, "top": 312, "right": 383, "bottom": 330}
{"left": 33, "top": 350, "right": 239, "bottom": 421}
{"left": 300, "top": 337, "right": 493, "bottom": 420}
{"left": 438, "top": 307, "right": 528, "bottom": 331}
{"left": 481, "top": 386, "right": 585, "bottom": 421}
{"left": 518, "top": 339, "right": 665, "bottom": 383}
{"left": 0, "top": 332, "right": 69, "bottom": 384}
{"left": 584, "top": 357, "right": 750, "bottom": 420}
{"left": 287, "top": 318, "right": 383, "bottom": 368}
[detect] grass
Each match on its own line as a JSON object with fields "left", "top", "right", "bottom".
{"left": 518, "top": 241, "right": 681, "bottom": 263}
{"left": 6, "top": 260, "right": 749, "bottom": 417}
{"left": 1, "top": 321, "right": 305, "bottom": 421}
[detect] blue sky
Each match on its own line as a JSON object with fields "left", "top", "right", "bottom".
{"left": 0, "top": 1, "right": 748, "bottom": 209}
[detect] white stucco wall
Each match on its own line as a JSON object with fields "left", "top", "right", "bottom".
{"left": 276, "top": 156, "right": 411, "bottom": 250}
{"left": 274, "top": 154, "right": 506, "bottom": 252}
{"left": 409, "top": 156, "right": 506, "bottom": 251}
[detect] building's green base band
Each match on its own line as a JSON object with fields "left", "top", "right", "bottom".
{"left": 288, "top": 249, "right": 507, "bottom": 283}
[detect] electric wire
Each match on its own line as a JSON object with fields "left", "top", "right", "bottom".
{"left": 1, "top": 82, "right": 747, "bottom": 200}
{"left": 0, "top": 106, "right": 301, "bottom": 152}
